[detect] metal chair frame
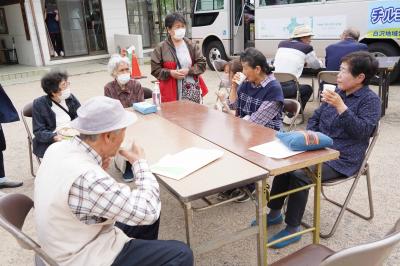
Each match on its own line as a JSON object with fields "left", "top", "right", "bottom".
{"left": 282, "top": 99, "right": 301, "bottom": 132}
{"left": 271, "top": 217, "right": 400, "bottom": 266}
{"left": 303, "top": 122, "right": 380, "bottom": 238}
{"left": 0, "top": 193, "right": 58, "bottom": 266}
{"left": 21, "top": 103, "right": 41, "bottom": 177}
{"left": 273, "top": 72, "right": 305, "bottom": 123}
{"left": 317, "top": 71, "right": 339, "bottom": 102}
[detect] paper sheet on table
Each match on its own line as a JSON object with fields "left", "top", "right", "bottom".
{"left": 151, "top": 147, "right": 224, "bottom": 180}
{"left": 249, "top": 139, "right": 304, "bottom": 159}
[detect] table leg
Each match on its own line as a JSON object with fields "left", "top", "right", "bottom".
{"left": 313, "top": 163, "right": 322, "bottom": 244}
{"left": 256, "top": 178, "right": 268, "bottom": 266}
{"left": 183, "top": 202, "right": 194, "bottom": 247}
{"left": 385, "top": 70, "right": 390, "bottom": 109}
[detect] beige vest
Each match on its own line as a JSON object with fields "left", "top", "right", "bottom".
{"left": 34, "top": 141, "right": 130, "bottom": 266}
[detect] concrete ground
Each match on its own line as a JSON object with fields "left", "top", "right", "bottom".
{"left": 0, "top": 63, "right": 399, "bottom": 265}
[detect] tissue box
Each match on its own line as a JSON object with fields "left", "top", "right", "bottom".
{"left": 132, "top": 102, "right": 157, "bottom": 114}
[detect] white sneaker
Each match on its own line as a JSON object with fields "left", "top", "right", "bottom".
{"left": 283, "top": 115, "right": 294, "bottom": 125}
{"left": 283, "top": 115, "right": 303, "bottom": 126}
{"left": 60, "top": 51, "right": 64, "bottom": 56}
{"left": 53, "top": 51, "right": 58, "bottom": 57}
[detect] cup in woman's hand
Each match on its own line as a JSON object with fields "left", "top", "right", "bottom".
{"left": 323, "top": 84, "right": 336, "bottom": 93}
{"left": 233, "top": 72, "right": 246, "bottom": 86}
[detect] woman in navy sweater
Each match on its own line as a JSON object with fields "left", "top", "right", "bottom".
{"left": 227, "top": 47, "right": 284, "bottom": 131}
{"left": 218, "top": 48, "right": 284, "bottom": 202}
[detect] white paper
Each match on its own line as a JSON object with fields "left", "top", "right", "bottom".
{"left": 151, "top": 147, "right": 224, "bottom": 180}
{"left": 249, "top": 139, "right": 304, "bottom": 159}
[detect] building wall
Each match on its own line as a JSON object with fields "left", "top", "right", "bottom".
{"left": 101, "top": 0, "right": 129, "bottom": 55}
{"left": 0, "top": 4, "right": 38, "bottom": 66}
{"left": 0, "top": 0, "right": 130, "bottom": 66}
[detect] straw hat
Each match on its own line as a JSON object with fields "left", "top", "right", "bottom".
{"left": 291, "top": 25, "right": 314, "bottom": 38}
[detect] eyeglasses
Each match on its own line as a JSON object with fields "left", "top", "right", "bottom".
{"left": 60, "top": 81, "right": 70, "bottom": 88}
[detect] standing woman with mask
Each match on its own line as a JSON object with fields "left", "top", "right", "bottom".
{"left": 151, "top": 12, "right": 207, "bottom": 103}
{"left": 104, "top": 54, "right": 145, "bottom": 108}
{"left": 32, "top": 71, "right": 81, "bottom": 158}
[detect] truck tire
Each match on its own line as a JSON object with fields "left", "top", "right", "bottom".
{"left": 205, "top": 41, "right": 227, "bottom": 70}
{"left": 368, "top": 42, "right": 400, "bottom": 83}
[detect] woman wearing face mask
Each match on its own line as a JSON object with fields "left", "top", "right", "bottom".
{"left": 104, "top": 54, "right": 145, "bottom": 108}
{"left": 104, "top": 54, "right": 145, "bottom": 182}
{"left": 151, "top": 12, "right": 207, "bottom": 102}
{"left": 32, "top": 71, "right": 81, "bottom": 158}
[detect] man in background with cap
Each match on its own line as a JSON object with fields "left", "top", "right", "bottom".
{"left": 273, "top": 25, "right": 324, "bottom": 122}
{"left": 34, "top": 96, "right": 193, "bottom": 266}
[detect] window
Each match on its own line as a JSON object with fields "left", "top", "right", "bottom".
{"left": 196, "top": 0, "right": 224, "bottom": 11}
{"left": 260, "top": 0, "right": 321, "bottom": 7}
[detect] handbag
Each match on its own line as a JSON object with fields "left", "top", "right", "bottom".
{"left": 181, "top": 76, "right": 202, "bottom": 103}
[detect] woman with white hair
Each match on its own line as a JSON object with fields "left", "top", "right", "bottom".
{"left": 104, "top": 54, "right": 144, "bottom": 108}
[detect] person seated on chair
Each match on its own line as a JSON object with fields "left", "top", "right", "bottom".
{"left": 104, "top": 54, "right": 146, "bottom": 108}
{"left": 319, "top": 28, "right": 369, "bottom": 92}
{"left": 105, "top": 54, "right": 153, "bottom": 182}
{"left": 265, "top": 51, "right": 381, "bottom": 249}
{"left": 32, "top": 71, "right": 81, "bottom": 158}
{"left": 273, "top": 25, "right": 324, "bottom": 116}
{"left": 34, "top": 96, "right": 193, "bottom": 266}
{"left": 217, "top": 48, "right": 284, "bottom": 202}
{"left": 325, "top": 28, "right": 368, "bottom": 72}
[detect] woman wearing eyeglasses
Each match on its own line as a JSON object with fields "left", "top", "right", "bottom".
{"left": 32, "top": 71, "right": 81, "bottom": 158}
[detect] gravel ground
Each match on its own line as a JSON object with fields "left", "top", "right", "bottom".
{"left": 0, "top": 64, "right": 399, "bottom": 265}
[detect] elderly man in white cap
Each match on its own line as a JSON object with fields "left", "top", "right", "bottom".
{"left": 273, "top": 25, "right": 324, "bottom": 122}
{"left": 34, "top": 96, "right": 193, "bottom": 266}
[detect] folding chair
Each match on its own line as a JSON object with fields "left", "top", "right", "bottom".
{"left": 273, "top": 72, "right": 304, "bottom": 124}
{"left": 317, "top": 71, "right": 339, "bottom": 101}
{"left": 318, "top": 121, "right": 380, "bottom": 238}
{"left": 20, "top": 103, "right": 41, "bottom": 177}
{"left": 0, "top": 193, "right": 58, "bottom": 266}
{"left": 271, "top": 217, "right": 400, "bottom": 266}
{"left": 282, "top": 99, "right": 301, "bottom": 132}
{"left": 143, "top": 87, "right": 153, "bottom": 99}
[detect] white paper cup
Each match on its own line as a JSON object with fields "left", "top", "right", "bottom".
{"left": 323, "top": 84, "right": 336, "bottom": 92}
{"left": 234, "top": 72, "right": 246, "bottom": 86}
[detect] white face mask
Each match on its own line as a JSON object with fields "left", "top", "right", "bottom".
{"left": 173, "top": 28, "right": 186, "bottom": 40}
{"left": 59, "top": 88, "right": 71, "bottom": 100}
{"left": 117, "top": 73, "right": 131, "bottom": 85}
{"left": 221, "top": 73, "right": 231, "bottom": 88}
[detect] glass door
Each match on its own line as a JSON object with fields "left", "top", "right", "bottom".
{"left": 127, "top": 0, "right": 154, "bottom": 48}
{"left": 57, "top": 0, "right": 88, "bottom": 56}
{"left": 83, "top": 0, "right": 107, "bottom": 54}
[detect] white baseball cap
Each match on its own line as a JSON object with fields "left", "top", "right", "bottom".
{"left": 71, "top": 96, "right": 137, "bottom": 134}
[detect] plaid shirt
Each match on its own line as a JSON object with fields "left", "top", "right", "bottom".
{"left": 68, "top": 137, "right": 161, "bottom": 225}
{"left": 228, "top": 75, "right": 283, "bottom": 130}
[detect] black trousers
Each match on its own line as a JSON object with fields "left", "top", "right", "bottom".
{"left": 0, "top": 126, "right": 5, "bottom": 177}
{"left": 49, "top": 32, "right": 63, "bottom": 55}
{"left": 113, "top": 217, "right": 193, "bottom": 265}
{"left": 280, "top": 81, "right": 313, "bottom": 111}
{"left": 267, "top": 163, "right": 342, "bottom": 227}
{"left": 115, "top": 218, "right": 160, "bottom": 240}
{"left": 111, "top": 238, "right": 193, "bottom": 266}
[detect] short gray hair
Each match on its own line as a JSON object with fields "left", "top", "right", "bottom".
{"left": 79, "top": 129, "right": 122, "bottom": 142}
{"left": 107, "top": 54, "right": 130, "bottom": 76}
{"left": 342, "top": 28, "right": 360, "bottom": 40}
